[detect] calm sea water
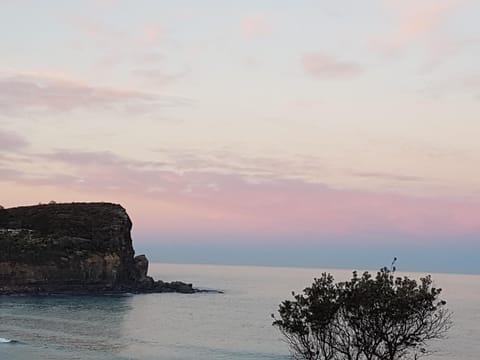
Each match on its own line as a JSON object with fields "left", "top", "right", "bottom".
{"left": 0, "top": 263, "right": 479, "bottom": 360}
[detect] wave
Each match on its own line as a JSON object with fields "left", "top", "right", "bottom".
{"left": 0, "top": 337, "right": 16, "bottom": 343}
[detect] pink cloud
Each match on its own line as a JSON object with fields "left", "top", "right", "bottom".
{"left": 72, "top": 18, "right": 167, "bottom": 69}
{"left": 74, "top": 18, "right": 124, "bottom": 46}
{"left": 302, "top": 52, "right": 363, "bottom": 79}
{"left": 139, "top": 23, "right": 163, "bottom": 45}
{"left": 373, "top": 0, "right": 464, "bottom": 56}
{"left": 171, "top": 179, "right": 480, "bottom": 238}
{"left": 2, "top": 149, "right": 480, "bottom": 240}
{"left": 241, "top": 15, "right": 271, "bottom": 38}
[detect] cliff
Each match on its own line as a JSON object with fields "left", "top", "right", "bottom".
{"left": 0, "top": 202, "right": 195, "bottom": 295}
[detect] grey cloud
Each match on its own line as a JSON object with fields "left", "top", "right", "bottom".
{"left": 302, "top": 52, "right": 363, "bottom": 79}
{"left": 131, "top": 69, "right": 189, "bottom": 85}
{"left": 423, "top": 75, "right": 480, "bottom": 100}
{"left": 154, "top": 147, "right": 326, "bottom": 180}
{"left": 2, "top": 148, "right": 329, "bottom": 198}
{"left": 0, "top": 167, "right": 22, "bottom": 180}
{"left": 0, "top": 130, "right": 29, "bottom": 150}
{"left": 42, "top": 150, "right": 127, "bottom": 166}
{"left": 351, "top": 171, "right": 426, "bottom": 182}
{"left": 0, "top": 71, "right": 190, "bottom": 114}
{"left": 33, "top": 149, "right": 182, "bottom": 192}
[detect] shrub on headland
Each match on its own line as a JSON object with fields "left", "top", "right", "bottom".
{"left": 272, "top": 264, "right": 451, "bottom": 360}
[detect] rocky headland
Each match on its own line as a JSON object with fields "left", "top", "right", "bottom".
{"left": 0, "top": 202, "right": 206, "bottom": 295}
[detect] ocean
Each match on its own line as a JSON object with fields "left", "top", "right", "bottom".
{"left": 0, "top": 263, "right": 479, "bottom": 360}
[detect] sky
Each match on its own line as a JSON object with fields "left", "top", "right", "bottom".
{"left": 1, "top": 0, "right": 479, "bottom": 274}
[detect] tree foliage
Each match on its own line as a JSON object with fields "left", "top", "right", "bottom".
{"left": 272, "top": 267, "right": 451, "bottom": 360}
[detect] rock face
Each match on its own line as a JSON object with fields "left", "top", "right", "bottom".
{"left": 0, "top": 203, "right": 195, "bottom": 295}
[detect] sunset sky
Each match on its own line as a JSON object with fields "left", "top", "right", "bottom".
{"left": 1, "top": 0, "right": 479, "bottom": 273}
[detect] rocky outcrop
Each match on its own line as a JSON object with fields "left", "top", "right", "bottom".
{"left": 0, "top": 203, "right": 198, "bottom": 295}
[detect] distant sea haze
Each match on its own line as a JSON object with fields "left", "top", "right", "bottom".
{"left": 1, "top": 263, "right": 479, "bottom": 360}
{"left": 135, "top": 240, "right": 480, "bottom": 275}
